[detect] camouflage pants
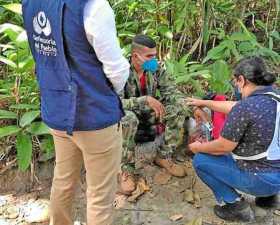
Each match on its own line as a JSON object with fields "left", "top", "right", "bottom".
{"left": 121, "top": 103, "right": 188, "bottom": 172}
{"left": 121, "top": 110, "right": 139, "bottom": 172}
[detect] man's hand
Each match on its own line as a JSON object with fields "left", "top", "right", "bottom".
{"left": 188, "top": 141, "right": 202, "bottom": 154}
{"left": 146, "top": 96, "right": 165, "bottom": 120}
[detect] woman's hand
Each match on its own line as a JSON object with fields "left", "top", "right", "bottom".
{"left": 188, "top": 141, "right": 202, "bottom": 154}
{"left": 185, "top": 97, "right": 207, "bottom": 107}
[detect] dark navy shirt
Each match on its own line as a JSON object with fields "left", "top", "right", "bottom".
{"left": 221, "top": 86, "right": 280, "bottom": 172}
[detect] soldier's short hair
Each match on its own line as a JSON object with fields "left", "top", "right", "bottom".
{"left": 132, "top": 34, "right": 156, "bottom": 51}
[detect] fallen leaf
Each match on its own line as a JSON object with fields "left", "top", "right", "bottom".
{"left": 184, "top": 189, "right": 195, "bottom": 203}
{"left": 169, "top": 214, "right": 183, "bottom": 221}
{"left": 127, "top": 178, "right": 150, "bottom": 202}
{"left": 153, "top": 170, "right": 171, "bottom": 185}
{"left": 184, "top": 190, "right": 201, "bottom": 208}
{"left": 113, "top": 194, "right": 127, "bottom": 209}
{"left": 185, "top": 217, "right": 203, "bottom": 225}
{"left": 193, "top": 192, "right": 201, "bottom": 208}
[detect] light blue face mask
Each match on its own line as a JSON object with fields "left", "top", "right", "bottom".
{"left": 230, "top": 78, "right": 242, "bottom": 101}
{"left": 234, "top": 86, "right": 242, "bottom": 101}
{"left": 142, "top": 58, "right": 159, "bottom": 73}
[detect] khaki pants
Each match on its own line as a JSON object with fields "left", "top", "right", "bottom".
{"left": 49, "top": 124, "right": 122, "bottom": 225}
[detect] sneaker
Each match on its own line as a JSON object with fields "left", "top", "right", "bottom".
{"left": 117, "top": 171, "right": 136, "bottom": 196}
{"left": 214, "top": 199, "right": 255, "bottom": 222}
{"left": 154, "top": 157, "right": 186, "bottom": 177}
{"left": 255, "top": 195, "right": 280, "bottom": 209}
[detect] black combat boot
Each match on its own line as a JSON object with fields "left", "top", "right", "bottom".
{"left": 255, "top": 195, "right": 280, "bottom": 209}
{"left": 214, "top": 199, "right": 255, "bottom": 222}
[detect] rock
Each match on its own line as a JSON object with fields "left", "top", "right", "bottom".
{"left": 22, "top": 199, "right": 50, "bottom": 223}
{"left": 0, "top": 219, "right": 10, "bottom": 225}
{"left": 4, "top": 205, "right": 19, "bottom": 219}
{"left": 169, "top": 214, "right": 183, "bottom": 221}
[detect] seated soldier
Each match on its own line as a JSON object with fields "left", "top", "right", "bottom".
{"left": 119, "top": 34, "right": 204, "bottom": 195}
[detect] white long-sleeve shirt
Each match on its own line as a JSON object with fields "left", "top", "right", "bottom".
{"left": 83, "top": 0, "right": 129, "bottom": 94}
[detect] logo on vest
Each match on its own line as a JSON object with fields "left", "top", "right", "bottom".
{"left": 33, "top": 11, "right": 51, "bottom": 36}
{"left": 32, "top": 11, "right": 57, "bottom": 57}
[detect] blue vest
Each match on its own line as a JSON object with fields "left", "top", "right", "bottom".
{"left": 22, "top": 0, "right": 124, "bottom": 134}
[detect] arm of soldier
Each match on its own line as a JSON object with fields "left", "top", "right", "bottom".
{"left": 119, "top": 90, "right": 165, "bottom": 119}
{"left": 160, "top": 70, "right": 196, "bottom": 120}
{"left": 119, "top": 90, "right": 147, "bottom": 111}
{"left": 157, "top": 69, "right": 188, "bottom": 108}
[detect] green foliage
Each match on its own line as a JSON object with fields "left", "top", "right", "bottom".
{"left": 0, "top": 0, "right": 279, "bottom": 171}
{"left": 16, "top": 132, "right": 32, "bottom": 171}
{"left": 0, "top": 125, "right": 21, "bottom": 138}
{"left": 208, "top": 60, "right": 231, "bottom": 94}
{"left": 0, "top": 108, "right": 53, "bottom": 171}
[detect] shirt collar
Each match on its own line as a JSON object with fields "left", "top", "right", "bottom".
{"left": 249, "top": 85, "right": 276, "bottom": 97}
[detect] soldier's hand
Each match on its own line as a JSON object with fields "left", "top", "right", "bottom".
{"left": 146, "top": 96, "right": 165, "bottom": 120}
{"left": 194, "top": 108, "right": 210, "bottom": 123}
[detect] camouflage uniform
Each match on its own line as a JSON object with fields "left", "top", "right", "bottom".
{"left": 121, "top": 66, "right": 190, "bottom": 172}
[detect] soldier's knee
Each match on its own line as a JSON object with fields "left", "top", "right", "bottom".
{"left": 122, "top": 110, "right": 139, "bottom": 127}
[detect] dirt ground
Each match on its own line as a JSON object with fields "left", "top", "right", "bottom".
{"left": 0, "top": 158, "right": 280, "bottom": 225}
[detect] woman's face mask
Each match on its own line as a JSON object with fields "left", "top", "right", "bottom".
{"left": 230, "top": 77, "right": 243, "bottom": 100}
{"left": 233, "top": 86, "right": 242, "bottom": 101}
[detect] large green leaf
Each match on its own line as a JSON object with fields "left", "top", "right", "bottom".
{"left": 15, "top": 30, "right": 28, "bottom": 48}
{"left": 19, "top": 110, "right": 40, "bottom": 128}
{"left": 158, "top": 25, "right": 173, "bottom": 40}
{"left": 0, "top": 23, "right": 23, "bottom": 42}
{"left": 18, "top": 55, "right": 35, "bottom": 71}
{"left": 0, "top": 125, "right": 21, "bottom": 139}
{"left": 202, "top": 40, "right": 229, "bottom": 63}
{"left": 40, "top": 135, "right": 55, "bottom": 155}
{"left": 0, "top": 56, "right": 16, "bottom": 68}
{"left": 0, "top": 109, "right": 17, "bottom": 119}
{"left": 2, "top": 3, "right": 22, "bottom": 15}
{"left": 238, "top": 42, "right": 255, "bottom": 53}
{"left": 16, "top": 133, "right": 32, "bottom": 171}
{"left": 209, "top": 60, "right": 231, "bottom": 93}
{"left": 230, "top": 32, "right": 253, "bottom": 42}
{"left": 27, "top": 122, "right": 50, "bottom": 135}
{"left": 10, "top": 104, "right": 39, "bottom": 110}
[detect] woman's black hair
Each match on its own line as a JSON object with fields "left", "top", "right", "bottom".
{"left": 234, "top": 56, "right": 276, "bottom": 86}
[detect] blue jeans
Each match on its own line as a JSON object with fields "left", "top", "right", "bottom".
{"left": 193, "top": 153, "right": 280, "bottom": 204}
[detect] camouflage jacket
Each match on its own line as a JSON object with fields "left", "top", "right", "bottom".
{"left": 120, "top": 66, "right": 190, "bottom": 115}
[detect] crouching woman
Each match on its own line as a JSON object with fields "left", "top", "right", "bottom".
{"left": 187, "top": 56, "right": 280, "bottom": 222}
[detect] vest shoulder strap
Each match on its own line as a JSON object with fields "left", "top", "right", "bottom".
{"left": 263, "top": 92, "right": 280, "bottom": 102}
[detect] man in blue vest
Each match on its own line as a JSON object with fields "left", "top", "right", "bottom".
{"left": 22, "top": 0, "right": 129, "bottom": 224}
